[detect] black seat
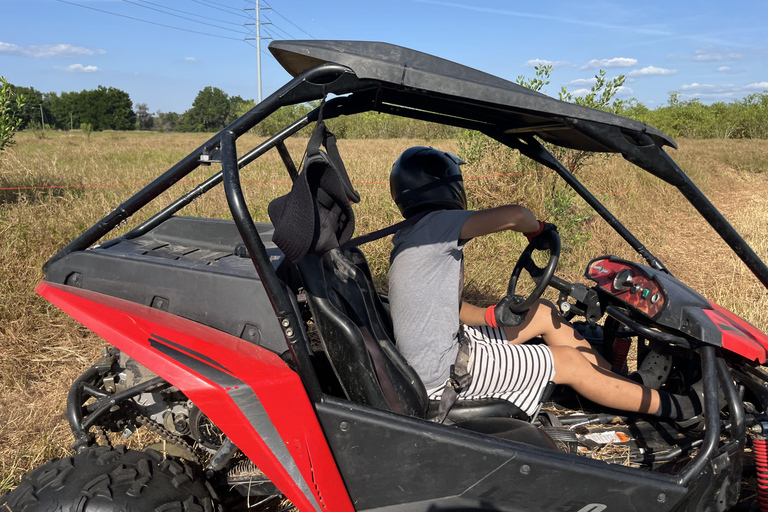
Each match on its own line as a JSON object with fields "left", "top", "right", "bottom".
{"left": 298, "top": 247, "right": 529, "bottom": 422}
{"left": 299, "top": 249, "right": 428, "bottom": 417}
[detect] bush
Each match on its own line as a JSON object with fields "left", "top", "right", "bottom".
{"left": 1, "top": 77, "right": 26, "bottom": 153}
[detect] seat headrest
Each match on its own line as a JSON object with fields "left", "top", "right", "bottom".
{"left": 268, "top": 116, "right": 359, "bottom": 263}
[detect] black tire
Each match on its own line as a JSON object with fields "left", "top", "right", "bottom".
{"left": 0, "top": 445, "right": 219, "bottom": 512}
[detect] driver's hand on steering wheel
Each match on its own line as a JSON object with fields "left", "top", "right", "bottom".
{"left": 524, "top": 221, "right": 558, "bottom": 251}
{"left": 485, "top": 295, "right": 527, "bottom": 328}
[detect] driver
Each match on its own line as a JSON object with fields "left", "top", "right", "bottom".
{"left": 388, "top": 146, "right": 700, "bottom": 422}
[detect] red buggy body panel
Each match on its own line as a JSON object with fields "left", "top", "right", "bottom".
{"left": 706, "top": 301, "right": 768, "bottom": 364}
{"left": 36, "top": 281, "right": 354, "bottom": 512}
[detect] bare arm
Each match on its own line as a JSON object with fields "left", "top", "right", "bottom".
{"left": 458, "top": 206, "right": 539, "bottom": 326}
{"left": 459, "top": 205, "right": 539, "bottom": 240}
{"left": 460, "top": 301, "right": 488, "bottom": 326}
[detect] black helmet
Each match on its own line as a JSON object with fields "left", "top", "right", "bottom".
{"left": 390, "top": 146, "right": 467, "bottom": 218}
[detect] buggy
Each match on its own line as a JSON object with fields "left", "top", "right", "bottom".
{"left": 3, "top": 40, "right": 768, "bottom": 512}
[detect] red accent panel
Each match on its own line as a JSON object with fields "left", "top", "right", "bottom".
{"left": 705, "top": 301, "right": 768, "bottom": 364}
{"left": 36, "top": 281, "right": 353, "bottom": 512}
{"left": 586, "top": 258, "right": 664, "bottom": 317}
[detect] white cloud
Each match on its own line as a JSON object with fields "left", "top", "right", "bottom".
{"left": 581, "top": 57, "right": 637, "bottom": 69}
{"left": 568, "top": 85, "right": 632, "bottom": 97}
{"left": 525, "top": 58, "right": 571, "bottom": 68}
{"left": 628, "top": 66, "right": 677, "bottom": 77}
{"left": 693, "top": 46, "right": 743, "bottom": 62}
{"left": 57, "top": 64, "right": 99, "bottom": 73}
{"left": 678, "top": 81, "right": 768, "bottom": 100}
{"left": 0, "top": 41, "right": 105, "bottom": 58}
{"left": 566, "top": 77, "right": 597, "bottom": 87}
{"left": 185, "top": 57, "right": 197, "bottom": 62}
{"left": 714, "top": 66, "right": 745, "bottom": 75}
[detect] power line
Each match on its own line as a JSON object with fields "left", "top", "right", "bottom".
{"left": 121, "top": 0, "right": 250, "bottom": 35}
{"left": 136, "top": 0, "right": 249, "bottom": 26}
{"left": 54, "top": 0, "right": 244, "bottom": 40}
{"left": 245, "top": 39, "right": 272, "bottom": 59}
{"left": 262, "top": 16, "right": 297, "bottom": 39}
{"left": 263, "top": 1, "right": 315, "bottom": 39}
{"left": 189, "top": 0, "right": 248, "bottom": 16}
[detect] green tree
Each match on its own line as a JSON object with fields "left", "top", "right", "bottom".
{"left": 559, "top": 70, "right": 627, "bottom": 112}
{"left": 516, "top": 64, "right": 552, "bottom": 92}
{"left": 227, "top": 95, "right": 252, "bottom": 125}
{"left": 1, "top": 77, "right": 26, "bottom": 152}
{"left": 135, "top": 103, "right": 154, "bottom": 130}
{"left": 7, "top": 85, "right": 43, "bottom": 130}
{"left": 155, "top": 111, "right": 181, "bottom": 132}
{"left": 178, "top": 86, "right": 231, "bottom": 132}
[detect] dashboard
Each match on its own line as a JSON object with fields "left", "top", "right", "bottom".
{"left": 585, "top": 256, "right": 666, "bottom": 318}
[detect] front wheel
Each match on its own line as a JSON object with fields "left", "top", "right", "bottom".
{"left": 0, "top": 445, "right": 219, "bottom": 512}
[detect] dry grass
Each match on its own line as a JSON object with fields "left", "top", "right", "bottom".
{"left": 1, "top": 131, "right": 767, "bottom": 492}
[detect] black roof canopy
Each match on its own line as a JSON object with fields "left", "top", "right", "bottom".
{"left": 269, "top": 40, "right": 676, "bottom": 152}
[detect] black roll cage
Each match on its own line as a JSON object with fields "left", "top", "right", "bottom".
{"left": 44, "top": 59, "right": 765, "bottom": 488}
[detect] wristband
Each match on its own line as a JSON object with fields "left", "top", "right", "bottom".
{"left": 524, "top": 220, "right": 545, "bottom": 242}
{"left": 485, "top": 305, "right": 498, "bottom": 328}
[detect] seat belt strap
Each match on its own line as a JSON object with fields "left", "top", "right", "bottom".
{"left": 341, "top": 211, "right": 429, "bottom": 250}
{"left": 434, "top": 326, "right": 473, "bottom": 424}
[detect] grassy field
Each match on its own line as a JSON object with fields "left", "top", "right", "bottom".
{"left": 1, "top": 131, "right": 767, "bottom": 493}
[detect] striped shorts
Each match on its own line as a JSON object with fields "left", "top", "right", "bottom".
{"left": 427, "top": 325, "right": 556, "bottom": 417}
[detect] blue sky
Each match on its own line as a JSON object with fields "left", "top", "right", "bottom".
{"left": 1, "top": 0, "right": 766, "bottom": 114}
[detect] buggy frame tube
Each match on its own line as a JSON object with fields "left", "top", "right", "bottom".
{"left": 677, "top": 345, "right": 720, "bottom": 486}
{"left": 120, "top": 90, "right": 367, "bottom": 243}
{"left": 43, "top": 63, "right": 362, "bottom": 272}
{"left": 571, "top": 120, "right": 768, "bottom": 292}
{"left": 220, "top": 130, "right": 323, "bottom": 402}
{"left": 496, "top": 133, "right": 670, "bottom": 272}
{"left": 119, "top": 112, "right": 317, "bottom": 242}
{"left": 718, "top": 357, "right": 746, "bottom": 446}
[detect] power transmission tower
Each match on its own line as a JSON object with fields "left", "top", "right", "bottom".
{"left": 244, "top": 0, "right": 272, "bottom": 103}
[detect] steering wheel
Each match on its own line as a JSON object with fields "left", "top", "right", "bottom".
{"left": 505, "top": 229, "right": 561, "bottom": 314}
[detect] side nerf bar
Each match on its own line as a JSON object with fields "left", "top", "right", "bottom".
{"left": 36, "top": 281, "right": 355, "bottom": 512}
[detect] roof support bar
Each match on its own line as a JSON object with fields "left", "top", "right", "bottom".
{"left": 572, "top": 120, "right": 768, "bottom": 292}
{"left": 116, "top": 111, "right": 317, "bottom": 243}
{"left": 496, "top": 133, "right": 669, "bottom": 273}
{"left": 220, "top": 130, "right": 323, "bottom": 402}
{"left": 105, "top": 92, "right": 379, "bottom": 247}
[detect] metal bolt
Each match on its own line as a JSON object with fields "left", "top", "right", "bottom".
{"left": 285, "top": 328, "right": 294, "bottom": 337}
{"left": 248, "top": 328, "right": 257, "bottom": 338}
{"left": 339, "top": 421, "right": 349, "bottom": 432}
{"left": 519, "top": 465, "right": 530, "bottom": 475}
{"left": 281, "top": 319, "right": 290, "bottom": 327}
{"left": 657, "top": 493, "right": 666, "bottom": 503}
{"left": 122, "top": 425, "right": 136, "bottom": 439}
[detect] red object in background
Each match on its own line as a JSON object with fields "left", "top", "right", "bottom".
{"left": 36, "top": 281, "right": 354, "bottom": 512}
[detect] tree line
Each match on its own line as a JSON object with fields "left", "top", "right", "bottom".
{"left": 6, "top": 79, "right": 768, "bottom": 140}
